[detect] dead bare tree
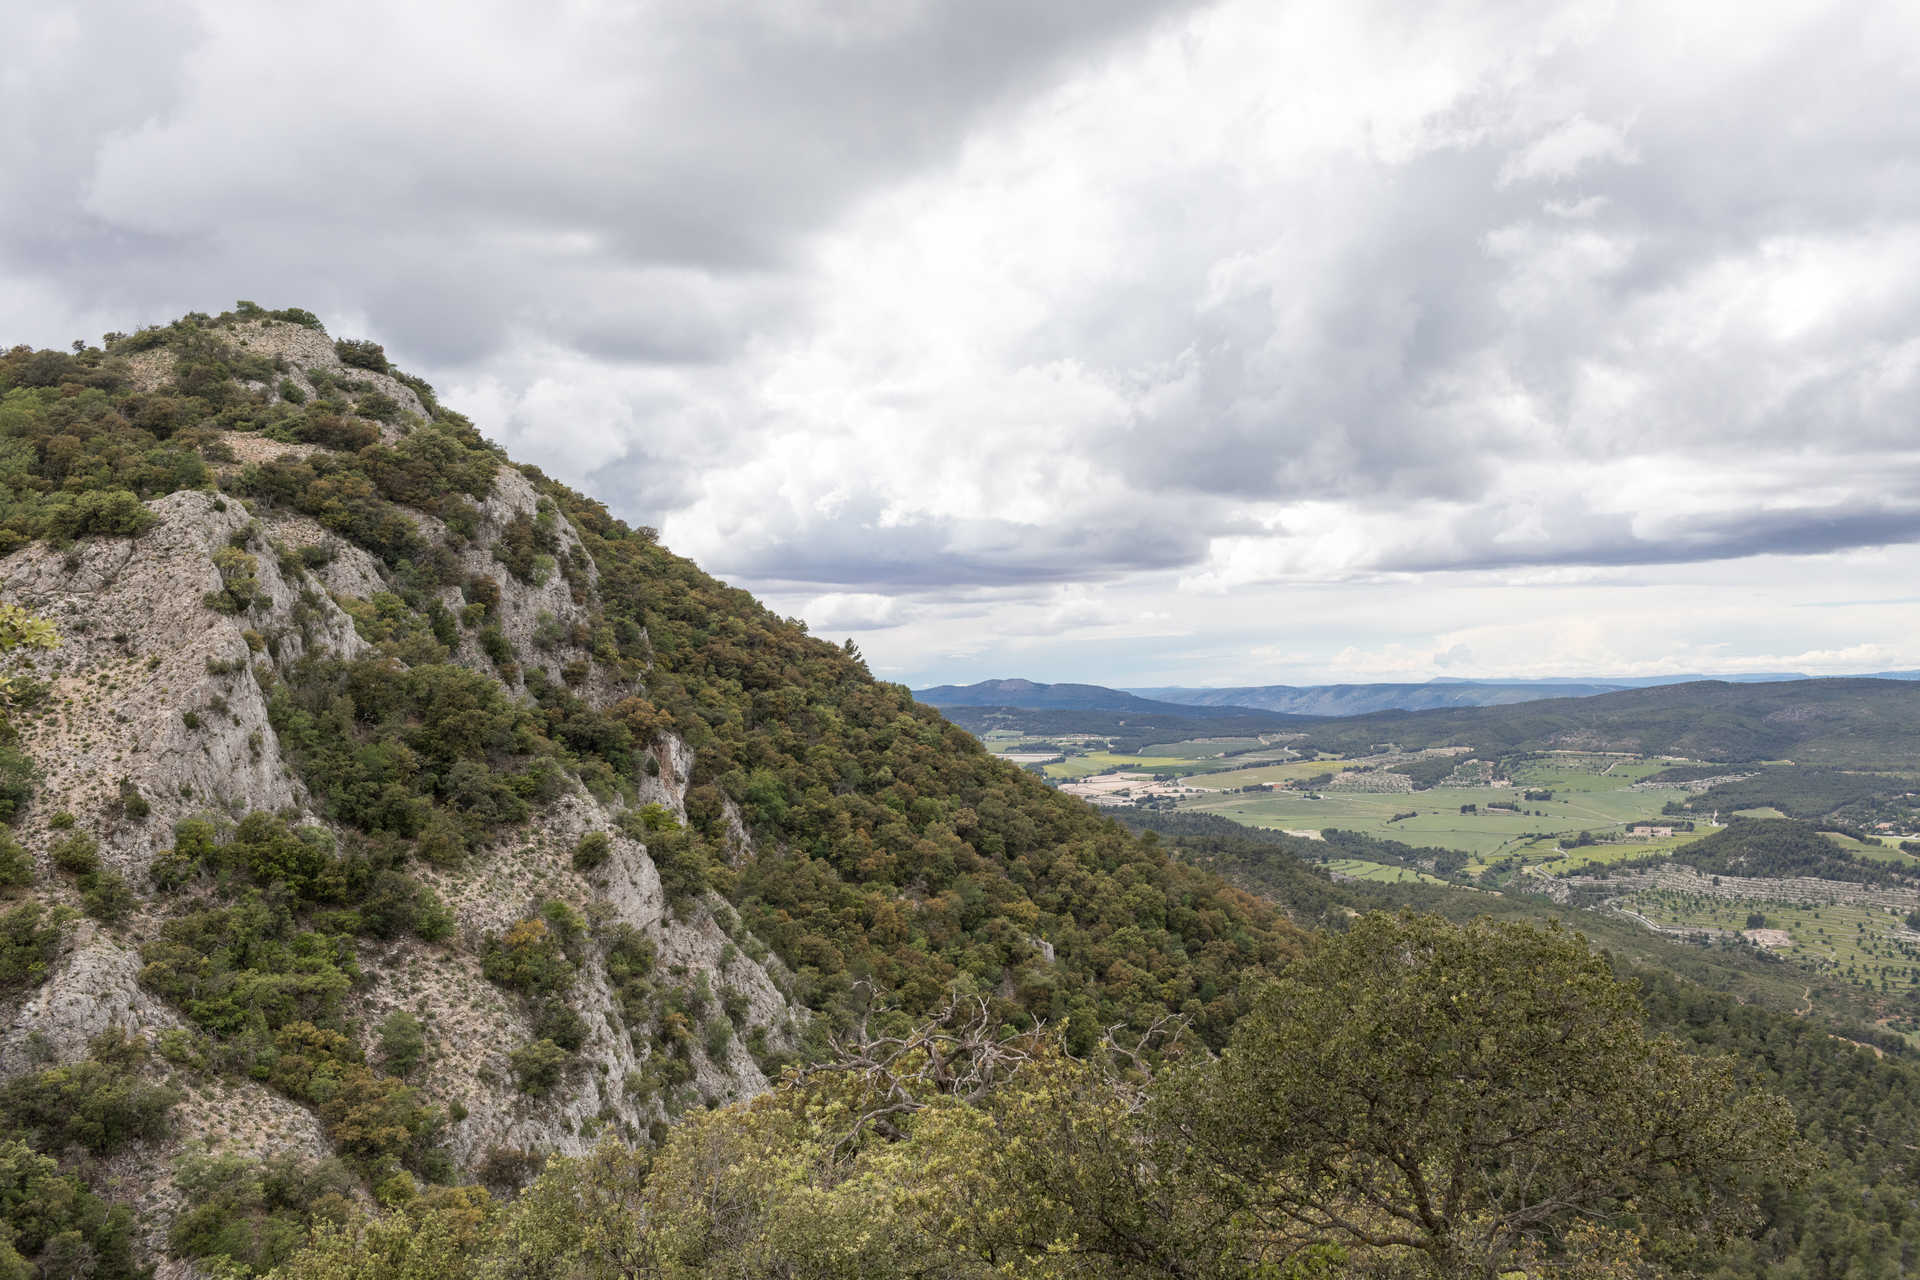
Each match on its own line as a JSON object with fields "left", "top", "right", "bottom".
{"left": 793, "top": 982, "right": 1197, "bottom": 1154}
{"left": 792, "top": 982, "right": 1047, "bottom": 1153}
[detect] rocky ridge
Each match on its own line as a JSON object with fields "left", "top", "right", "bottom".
{"left": 0, "top": 320, "right": 801, "bottom": 1258}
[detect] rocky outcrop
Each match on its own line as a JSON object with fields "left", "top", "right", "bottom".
{"left": 1, "top": 489, "right": 359, "bottom": 878}
{"left": 228, "top": 320, "right": 432, "bottom": 425}
{"left": 0, "top": 323, "right": 804, "bottom": 1247}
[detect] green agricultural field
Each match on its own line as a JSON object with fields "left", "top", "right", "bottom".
{"left": 1615, "top": 890, "right": 1920, "bottom": 1005}
{"left": 1181, "top": 757, "right": 1369, "bottom": 788}
{"left": 1824, "top": 831, "right": 1914, "bottom": 862}
{"left": 1733, "top": 806, "right": 1788, "bottom": 819}
{"left": 1138, "top": 737, "right": 1273, "bottom": 758}
{"left": 1176, "top": 756, "right": 1694, "bottom": 858}
{"left": 1535, "top": 831, "right": 1710, "bottom": 873}
{"left": 1506, "top": 754, "right": 1673, "bottom": 789}
{"left": 1043, "top": 750, "right": 1209, "bottom": 781}
{"left": 1047, "top": 744, "right": 1311, "bottom": 781}
{"left": 1321, "top": 858, "right": 1448, "bottom": 884}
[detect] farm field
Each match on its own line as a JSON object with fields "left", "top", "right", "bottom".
{"left": 1042, "top": 751, "right": 1204, "bottom": 781}
{"left": 1825, "top": 831, "right": 1908, "bottom": 860}
{"left": 1041, "top": 741, "right": 1304, "bottom": 781}
{"left": 1137, "top": 737, "right": 1274, "bottom": 758}
{"left": 1615, "top": 890, "right": 1920, "bottom": 1003}
{"left": 1178, "top": 756, "right": 1695, "bottom": 859}
{"left": 1179, "top": 757, "right": 1371, "bottom": 788}
{"left": 1322, "top": 858, "right": 1448, "bottom": 884}
{"left": 1534, "top": 831, "right": 1712, "bottom": 873}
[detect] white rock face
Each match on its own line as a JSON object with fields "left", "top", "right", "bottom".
{"left": 227, "top": 319, "right": 433, "bottom": 425}
{"left": 0, "top": 398, "right": 802, "bottom": 1228}
{"left": 0, "top": 923, "right": 178, "bottom": 1072}
{"left": 1, "top": 489, "right": 360, "bottom": 878}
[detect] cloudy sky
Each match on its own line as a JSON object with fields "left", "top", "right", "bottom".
{"left": 8, "top": 0, "right": 1920, "bottom": 688}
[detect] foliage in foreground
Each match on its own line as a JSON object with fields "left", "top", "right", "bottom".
{"left": 254, "top": 914, "right": 1802, "bottom": 1280}
{"left": 1138, "top": 810, "right": 1920, "bottom": 1278}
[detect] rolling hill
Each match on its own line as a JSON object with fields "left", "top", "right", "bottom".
{"left": 1130, "top": 679, "right": 1630, "bottom": 715}
{"left": 1285, "top": 677, "right": 1920, "bottom": 765}
{"left": 914, "top": 677, "right": 1275, "bottom": 717}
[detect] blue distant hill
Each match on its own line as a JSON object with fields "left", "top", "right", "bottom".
{"left": 917, "top": 672, "right": 1920, "bottom": 721}
{"left": 1130, "top": 671, "right": 1920, "bottom": 714}
{"left": 1124, "top": 681, "right": 1624, "bottom": 716}
{"left": 912, "top": 678, "right": 1276, "bottom": 718}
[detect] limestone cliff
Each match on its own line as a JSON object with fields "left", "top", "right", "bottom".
{"left": 0, "top": 319, "right": 802, "bottom": 1259}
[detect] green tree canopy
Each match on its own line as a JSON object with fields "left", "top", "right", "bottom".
{"left": 1158, "top": 912, "right": 1807, "bottom": 1278}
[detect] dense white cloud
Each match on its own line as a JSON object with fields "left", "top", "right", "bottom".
{"left": 7, "top": 0, "right": 1920, "bottom": 685}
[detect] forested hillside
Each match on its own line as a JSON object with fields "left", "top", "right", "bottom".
{"left": 0, "top": 309, "right": 1295, "bottom": 1275}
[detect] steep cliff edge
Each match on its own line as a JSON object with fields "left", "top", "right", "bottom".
{"left": 0, "top": 307, "right": 1294, "bottom": 1275}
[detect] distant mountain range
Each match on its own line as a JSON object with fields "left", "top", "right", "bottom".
{"left": 912, "top": 678, "right": 1273, "bottom": 719}
{"left": 1279, "top": 677, "right": 1920, "bottom": 766}
{"left": 1127, "top": 681, "right": 1624, "bottom": 716}
{"left": 1134, "top": 673, "right": 1920, "bottom": 715}
{"left": 910, "top": 679, "right": 1320, "bottom": 745}
{"left": 914, "top": 675, "right": 1920, "bottom": 766}
{"left": 915, "top": 672, "right": 1920, "bottom": 722}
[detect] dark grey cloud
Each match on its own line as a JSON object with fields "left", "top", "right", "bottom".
{"left": 8, "top": 0, "right": 1920, "bottom": 628}
{"left": 3, "top": 0, "right": 1200, "bottom": 368}
{"left": 1036, "top": 4, "right": 1920, "bottom": 522}
{"left": 693, "top": 500, "right": 1221, "bottom": 591}
{"left": 1382, "top": 502, "right": 1920, "bottom": 575}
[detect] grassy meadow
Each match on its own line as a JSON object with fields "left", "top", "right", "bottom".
{"left": 1176, "top": 753, "right": 1695, "bottom": 860}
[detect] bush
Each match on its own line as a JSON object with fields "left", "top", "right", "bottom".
{"left": 0, "top": 1033, "right": 178, "bottom": 1156}
{"left": 81, "top": 869, "right": 136, "bottom": 923}
{"left": 266, "top": 656, "right": 546, "bottom": 851}
{"left": 482, "top": 913, "right": 577, "bottom": 999}
{"left": 205, "top": 546, "right": 262, "bottom": 614}
{"left": 0, "top": 830, "right": 31, "bottom": 890}
{"left": 272, "top": 307, "right": 326, "bottom": 330}
{"left": 44, "top": 489, "right": 154, "bottom": 540}
{"left": 704, "top": 1015, "right": 733, "bottom": 1060}
{"left": 0, "top": 746, "right": 33, "bottom": 824}
{"left": 170, "top": 1150, "right": 356, "bottom": 1275}
{"left": 292, "top": 410, "right": 380, "bottom": 452}
{"left": 494, "top": 511, "right": 559, "bottom": 585}
{"left": 0, "top": 901, "right": 64, "bottom": 993}
{"left": 357, "top": 392, "right": 402, "bottom": 423}
{"left": 462, "top": 574, "right": 500, "bottom": 615}
{"left": 531, "top": 999, "right": 586, "bottom": 1053}
{"left": 633, "top": 822, "right": 710, "bottom": 906}
{"left": 477, "top": 1145, "right": 545, "bottom": 1193}
{"left": 479, "top": 625, "right": 513, "bottom": 667}
{"left": 50, "top": 831, "right": 100, "bottom": 877}
{"left": 0, "top": 1139, "right": 143, "bottom": 1280}
{"left": 509, "top": 1038, "right": 571, "bottom": 1096}
{"left": 334, "top": 338, "right": 390, "bottom": 373}
{"left": 572, "top": 831, "right": 612, "bottom": 872}
{"left": 116, "top": 777, "right": 149, "bottom": 820}
{"left": 378, "top": 1011, "right": 427, "bottom": 1077}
